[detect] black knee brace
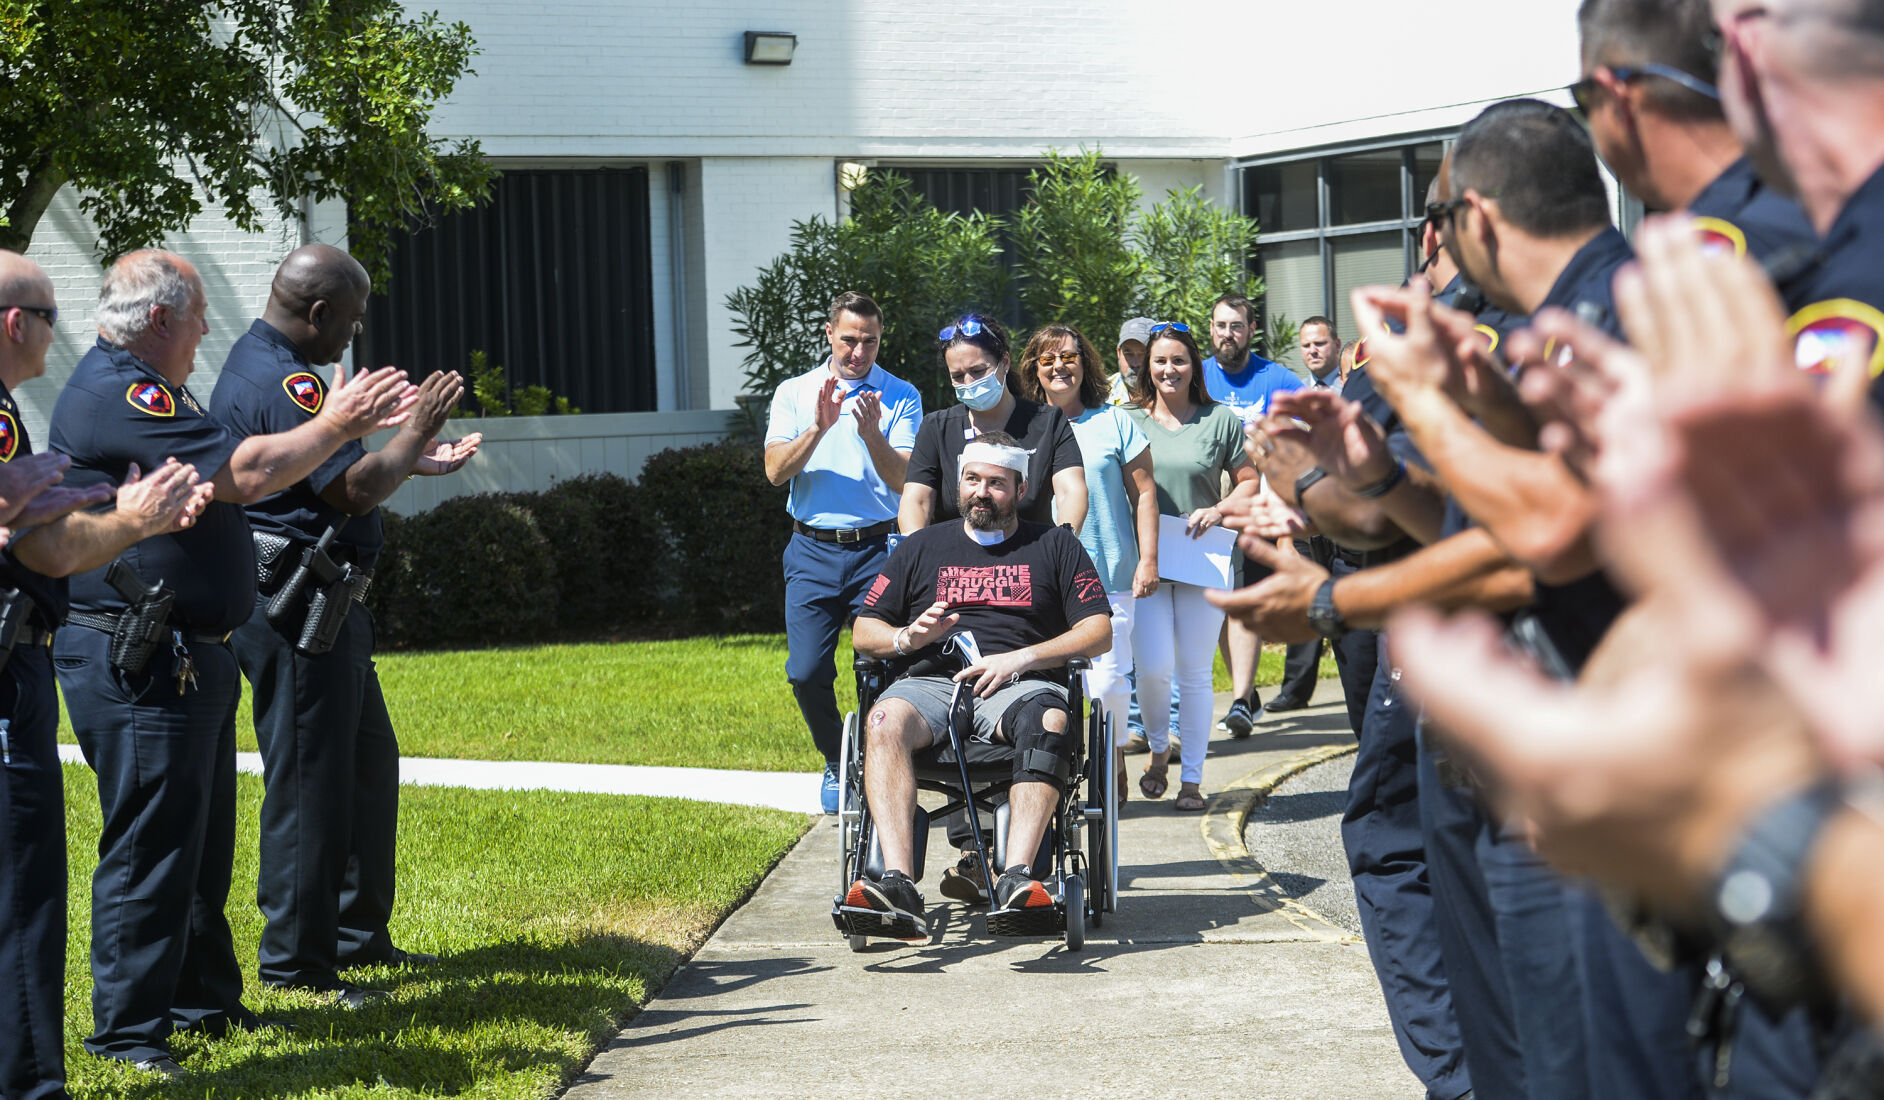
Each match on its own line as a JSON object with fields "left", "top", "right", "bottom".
{"left": 1007, "top": 692, "right": 1074, "bottom": 791}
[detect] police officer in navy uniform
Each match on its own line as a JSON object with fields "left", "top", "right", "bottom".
{"left": 211, "top": 244, "right": 479, "bottom": 1006}
{"left": 0, "top": 251, "right": 214, "bottom": 1098}
{"left": 51, "top": 249, "right": 416, "bottom": 1077}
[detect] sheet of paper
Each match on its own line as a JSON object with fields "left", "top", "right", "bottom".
{"left": 1156, "top": 514, "right": 1237, "bottom": 589}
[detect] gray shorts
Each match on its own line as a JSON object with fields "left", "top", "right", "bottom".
{"left": 874, "top": 676, "right": 1068, "bottom": 747}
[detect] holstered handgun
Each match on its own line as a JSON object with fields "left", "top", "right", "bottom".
{"left": 104, "top": 559, "right": 175, "bottom": 673}
{"left": 0, "top": 587, "right": 32, "bottom": 675}
{"left": 265, "top": 523, "right": 357, "bottom": 656}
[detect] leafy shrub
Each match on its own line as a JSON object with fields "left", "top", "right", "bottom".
{"left": 454, "top": 349, "right": 580, "bottom": 417}
{"left": 1011, "top": 148, "right": 1143, "bottom": 355}
{"left": 513, "top": 473, "right": 669, "bottom": 630}
{"left": 636, "top": 440, "right": 792, "bottom": 633}
{"left": 374, "top": 494, "right": 558, "bottom": 647}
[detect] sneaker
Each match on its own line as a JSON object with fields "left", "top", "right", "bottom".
{"left": 992, "top": 866, "right": 1054, "bottom": 911}
{"left": 938, "top": 854, "right": 991, "bottom": 906}
{"left": 1223, "top": 699, "right": 1256, "bottom": 739}
{"left": 1263, "top": 695, "right": 1311, "bottom": 713}
{"left": 133, "top": 1057, "right": 186, "bottom": 1079}
{"left": 846, "top": 870, "right": 927, "bottom": 936}
{"left": 820, "top": 762, "right": 840, "bottom": 815}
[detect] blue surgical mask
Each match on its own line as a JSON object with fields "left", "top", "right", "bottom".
{"left": 953, "top": 369, "right": 1006, "bottom": 411}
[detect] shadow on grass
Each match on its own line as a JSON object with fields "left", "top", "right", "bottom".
{"left": 97, "top": 932, "right": 680, "bottom": 1099}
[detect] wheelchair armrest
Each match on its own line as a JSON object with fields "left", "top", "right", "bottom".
{"left": 1065, "top": 657, "right": 1090, "bottom": 673}
{"left": 854, "top": 654, "right": 893, "bottom": 673}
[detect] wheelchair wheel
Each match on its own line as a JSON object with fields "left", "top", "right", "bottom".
{"left": 1084, "top": 703, "right": 1114, "bottom": 922}
{"left": 838, "top": 712, "right": 862, "bottom": 818}
{"left": 1063, "top": 874, "right": 1086, "bottom": 951}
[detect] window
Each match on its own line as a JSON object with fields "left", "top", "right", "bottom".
{"left": 356, "top": 167, "right": 659, "bottom": 414}
{"left": 1240, "top": 139, "right": 1449, "bottom": 350}
{"left": 881, "top": 164, "right": 1036, "bottom": 328}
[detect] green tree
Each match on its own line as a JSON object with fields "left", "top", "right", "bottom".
{"left": 726, "top": 172, "right": 1006, "bottom": 420}
{"left": 1010, "top": 149, "right": 1142, "bottom": 352}
{"left": 1133, "top": 184, "right": 1266, "bottom": 339}
{"left": 0, "top": 0, "right": 493, "bottom": 278}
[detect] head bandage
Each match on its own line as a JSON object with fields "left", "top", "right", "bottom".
{"left": 960, "top": 441, "right": 1029, "bottom": 478}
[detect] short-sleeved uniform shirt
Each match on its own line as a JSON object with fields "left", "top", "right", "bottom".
{"left": 857, "top": 520, "right": 1111, "bottom": 682}
{"left": 765, "top": 360, "right": 923, "bottom": 528}
{"left": 0, "top": 381, "right": 66, "bottom": 626}
{"left": 52, "top": 339, "right": 254, "bottom": 632}
{"left": 1689, "top": 156, "right": 1817, "bottom": 266}
{"left": 1775, "top": 161, "right": 1884, "bottom": 413}
{"left": 1124, "top": 403, "right": 1249, "bottom": 517}
{"left": 208, "top": 320, "right": 383, "bottom": 570}
{"left": 1066, "top": 404, "right": 1149, "bottom": 594}
{"left": 906, "top": 399, "right": 1082, "bottom": 525}
{"left": 1201, "top": 353, "right": 1303, "bottom": 423}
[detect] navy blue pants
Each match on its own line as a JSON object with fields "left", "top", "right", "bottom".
{"left": 235, "top": 597, "right": 401, "bottom": 988}
{"left": 1571, "top": 890, "right": 1705, "bottom": 1100}
{"left": 783, "top": 531, "right": 890, "bottom": 763}
{"left": 0, "top": 645, "right": 69, "bottom": 1098}
{"left": 1327, "top": 558, "right": 1378, "bottom": 738}
{"left": 57, "top": 625, "right": 247, "bottom": 1064}
{"left": 1343, "top": 631, "right": 1471, "bottom": 1099}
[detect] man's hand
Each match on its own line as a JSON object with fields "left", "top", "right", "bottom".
{"left": 813, "top": 376, "right": 844, "bottom": 435}
{"left": 1219, "top": 483, "right": 1309, "bottom": 543}
{"left": 1268, "top": 390, "right": 1395, "bottom": 489}
{"left": 1205, "top": 537, "right": 1327, "bottom": 643}
{"left": 414, "top": 433, "right": 482, "bottom": 476}
{"left": 0, "top": 451, "right": 70, "bottom": 528}
{"left": 902, "top": 600, "right": 960, "bottom": 651}
{"left": 1244, "top": 416, "right": 1317, "bottom": 488}
{"left": 402, "top": 370, "right": 465, "bottom": 441}
{"left": 10, "top": 483, "right": 114, "bottom": 529}
{"left": 318, "top": 363, "right": 420, "bottom": 440}
{"left": 1131, "top": 557, "right": 1159, "bottom": 598}
{"left": 1506, "top": 309, "right": 1647, "bottom": 483}
{"left": 956, "top": 647, "right": 1039, "bottom": 699}
{"left": 1349, "top": 280, "right": 1462, "bottom": 410}
{"left": 114, "top": 459, "right": 211, "bottom": 536}
{"left": 851, "top": 389, "right": 884, "bottom": 440}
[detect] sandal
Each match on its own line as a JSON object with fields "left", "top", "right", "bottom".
{"left": 1173, "top": 784, "right": 1206, "bottom": 813}
{"left": 1139, "top": 753, "right": 1170, "bottom": 800}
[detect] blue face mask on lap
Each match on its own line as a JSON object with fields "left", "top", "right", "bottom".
{"left": 954, "top": 369, "right": 1006, "bottom": 411}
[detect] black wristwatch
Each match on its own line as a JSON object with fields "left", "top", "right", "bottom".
{"left": 1711, "top": 778, "right": 1843, "bottom": 1008}
{"left": 1308, "top": 578, "right": 1348, "bottom": 640}
{"left": 1294, "top": 465, "right": 1329, "bottom": 502}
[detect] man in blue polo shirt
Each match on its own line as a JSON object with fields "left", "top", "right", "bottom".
{"left": 764, "top": 291, "right": 923, "bottom": 813}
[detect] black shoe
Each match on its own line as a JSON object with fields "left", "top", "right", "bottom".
{"left": 331, "top": 983, "right": 392, "bottom": 1009}
{"left": 1263, "top": 695, "right": 1311, "bottom": 713}
{"left": 183, "top": 1007, "right": 294, "bottom": 1037}
{"left": 1223, "top": 699, "right": 1257, "bottom": 739}
{"left": 133, "top": 1056, "right": 186, "bottom": 1079}
{"left": 388, "top": 948, "right": 440, "bottom": 968}
{"left": 991, "top": 866, "right": 1054, "bottom": 912}
{"left": 938, "top": 854, "right": 991, "bottom": 906}
{"left": 845, "top": 871, "right": 928, "bottom": 939}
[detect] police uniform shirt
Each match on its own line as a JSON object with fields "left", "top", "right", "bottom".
{"left": 1688, "top": 155, "right": 1816, "bottom": 263}
{"left": 1776, "top": 161, "right": 1884, "bottom": 410}
{"left": 208, "top": 320, "right": 382, "bottom": 571}
{"left": 51, "top": 338, "right": 255, "bottom": 631}
{"left": 0, "top": 381, "right": 65, "bottom": 627}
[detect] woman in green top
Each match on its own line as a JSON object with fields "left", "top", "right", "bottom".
{"left": 1125, "top": 322, "right": 1256, "bottom": 812}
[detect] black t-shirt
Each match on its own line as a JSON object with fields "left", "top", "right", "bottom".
{"left": 0, "top": 381, "right": 66, "bottom": 626}
{"left": 905, "top": 399, "right": 1083, "bottom": 525}
{"left": 209, "top": 320, "right": 384, "bottom": 570}
{"left": 53, "top": 338, "right": 254, "bottom": 632}
{"left": 857, "top": 519, "right": 1111, "bottom": 681}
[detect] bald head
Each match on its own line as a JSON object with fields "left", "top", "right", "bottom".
{"left": 0, "top": 251, "right": 51, "bottom": 308}
{"left": 0, "top": 250, "right": 56, "bottom": 387}
{"left": 263, "top": 244, "right": 370, "bottom": 366}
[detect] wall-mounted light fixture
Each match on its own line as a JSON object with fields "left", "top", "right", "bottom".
{"left": 743, "top": 31, "right": 797, "bottom": 65}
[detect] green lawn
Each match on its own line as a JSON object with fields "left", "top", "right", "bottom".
{"left": 55, "top": 632, "right": 1337, "bottom": 773}
{"left": 60, "top": 765, "right": 805, "bottom": 1099}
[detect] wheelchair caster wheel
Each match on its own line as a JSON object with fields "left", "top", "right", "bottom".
{"left": 1064, "top": 875, "right": 1085, "bottom": 952}
{"left": 848, "top": 933, "right": 867, "bottom": 952}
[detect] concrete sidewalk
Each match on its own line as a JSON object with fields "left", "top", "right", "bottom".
{"left": 565, "top": 682, "right": 1421, "bottom": 1099}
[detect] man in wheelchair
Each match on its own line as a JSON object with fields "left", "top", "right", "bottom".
{"left": 846, "top": 432, "right": 1112, "bottom": 936}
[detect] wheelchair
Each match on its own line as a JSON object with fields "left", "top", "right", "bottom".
{"left": 831, "top": 637, "right": 1119, "bottom": 951}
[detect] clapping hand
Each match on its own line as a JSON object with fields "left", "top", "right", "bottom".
{"left": 415, "top": 433, "right": 482, "bottom": 476}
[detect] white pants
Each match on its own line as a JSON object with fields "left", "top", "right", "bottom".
{"left": 1082, "top": 593, "right": 1136, "bottom": 748}
{"left": 1131, "top": 581, "right": 1224, "bottom": 785}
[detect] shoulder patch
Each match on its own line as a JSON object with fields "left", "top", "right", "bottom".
{"left": 125, "top": 381, "right": 176, "bottom": 417}
{"left": 1692, "top": 216, "right": 1749, "bottom": 258}
{"left": 1473, "top": 324, "right": 1501, "bottom": 356}
{"left": 0, "top": 409, "right": 20, "bottom": 463}
{"left": 1788, "top": 299, "right": 1884, "bottom": 379}
{"left": 282, "top": 371, "right": 325, "bottom": 414}
{"left": 1351, "top": 337, "right": 1370, "bottom": 370}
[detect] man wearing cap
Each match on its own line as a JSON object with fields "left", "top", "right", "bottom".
{"left": 765, "top": 291, "right": 924, "bottom": 815}
{"left": 1108, "top": 316, "right": 1154, "bottom": 405}
{"left": 845, "top": 430, "right": 1112, "bottom": 937}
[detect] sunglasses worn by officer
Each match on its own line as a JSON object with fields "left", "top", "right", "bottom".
{"left": 1568, "top": 63, "right": 1720, "bottom": 113}
{"left": 0, "top": 304, "right": 57, "bottom": 326}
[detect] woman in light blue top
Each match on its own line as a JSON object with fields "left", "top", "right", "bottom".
{"left": 1017, "top": 323, "right": 1159, "bottom": 805}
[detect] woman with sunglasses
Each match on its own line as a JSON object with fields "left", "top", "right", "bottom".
{"left": 899, "top": 315, "right": 1087, "bottom": 534}
{"left": 900, "top": 314, "right": 1089, "bottom": 908}
{"left": 1127, "top": 321, "right": 1256, "bottom": 811}
{"left": 1016, "top": 323, "right": 1159, "bottom": 804}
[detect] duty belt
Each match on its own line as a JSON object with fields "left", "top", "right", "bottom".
{"left": 65, "top": 612, "right": 229, "bottom": 646}
{"left": 793, "top": 518, "right": 896, "bottom": 544}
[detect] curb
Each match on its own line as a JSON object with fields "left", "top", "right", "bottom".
{"left": 1200, "top": 741, "right": 1363, "bottom": 943}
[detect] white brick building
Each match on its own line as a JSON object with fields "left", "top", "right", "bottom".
{"left": 19, "top": 0, "right": 1597, "bottom": 503}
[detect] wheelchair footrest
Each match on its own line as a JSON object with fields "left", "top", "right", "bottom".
{"left": 833, "top": 903, "right": 929, "bottom": 942}
{"left": 986, "top": 903, "right": 1066, "bottom": 937}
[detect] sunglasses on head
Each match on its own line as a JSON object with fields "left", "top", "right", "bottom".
{"left": 1148, "top": 321, "right": 1191, "bottom": 336}
{"left": 938, "top": 318, "right": 988, "bottom": 341}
